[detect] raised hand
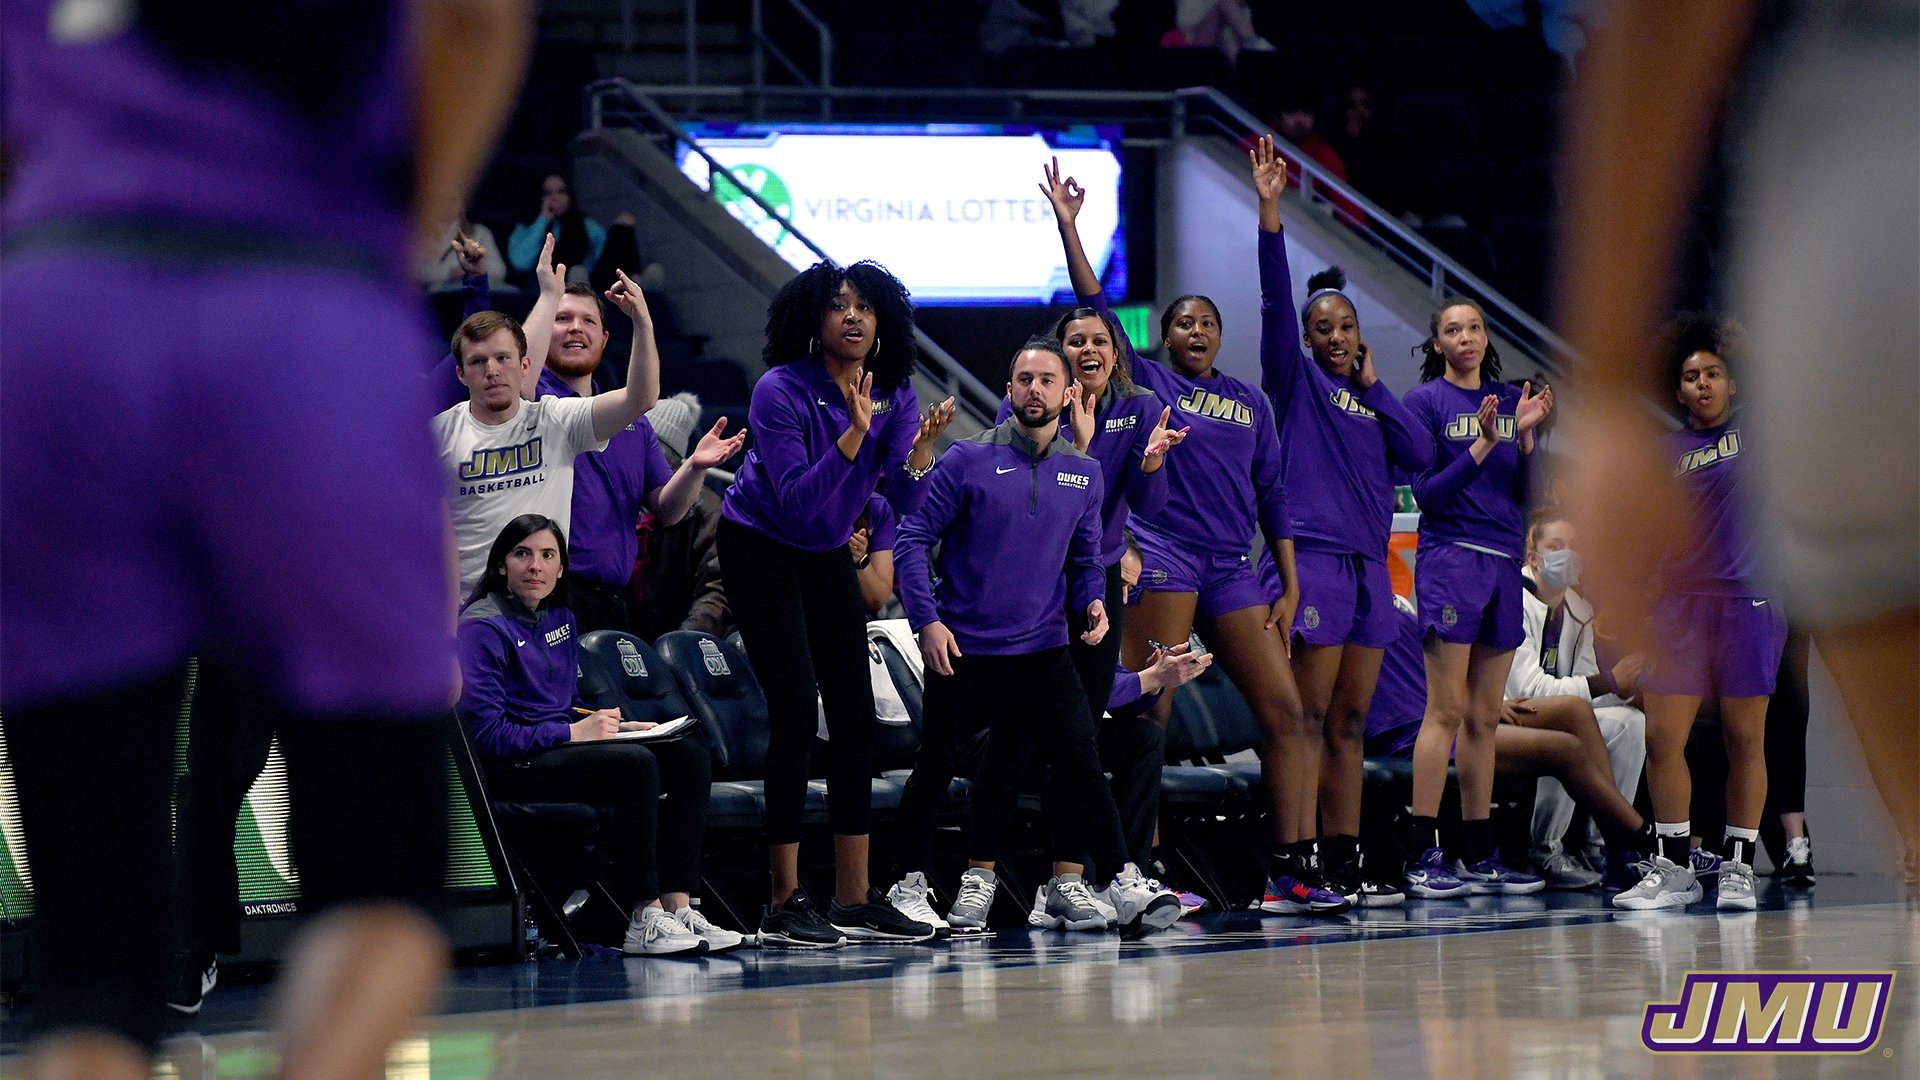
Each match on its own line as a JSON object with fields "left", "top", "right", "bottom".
{"left": 1063, "top": 383, "right": 1096, "bottom": 451}
{"left": 603, "top": 268, "right": 653, "bottom": 327}
{"left": 914, "top": 395, "right": 957, "bottom": 453}
{"left": 533, "top": 231, "right": 566, "bottom": 300}
{"left": 452, "top": 228, "right": 488, "bottom": 276}
{"left": 1038, "top": 156, "right": 1085, "bottom": 225}
{"left": 1142, "top": 405, "right": 1189, "bottom": 466}
{"left": 688, "top": 416, "right": 747, "bottom": 469}
{"left": 920, "top": 620, "right": 963, "bottom": 677}
{"left": 1081, "top": 600, "right": 1109, "bottom": 645}
{"left": 1250, "top": 134, "right": 1288, "bottom": 203}
{"left": 843, "top": 371, "right": 876, "bottom": 435}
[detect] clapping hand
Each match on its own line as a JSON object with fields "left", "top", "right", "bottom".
{"left": 688, "top": 416, "right": 747, "bottom": 469}
{"left": 914, "top": 396, "right": 957, "bottom": 453}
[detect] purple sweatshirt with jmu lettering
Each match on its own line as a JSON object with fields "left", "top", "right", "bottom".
{"left": 722, "top": 358, "right": 928, "bottom": 552}
{"left": 1659, "top": 415, "right": 1763, "bottom": 596}
{"left": 456, "top": 594, "right": 580, "bottom": 764}
{"left": 1075, "top": 289, "right": 1291, "bottom": 558}
{"left": 895, "top": 420, "right": 1105, "bottom": 656}
{"left": 995, "top": 380, "right": 1170, "bottom": 565}
{"left": 539, "top": 370, "right": 675, "bottom": 589}
{"left": 1402, "top": 377, "right": 1532, "bottom": 560}
{"left": 1257, "top": 229, "right": 1430, "bottom": 561}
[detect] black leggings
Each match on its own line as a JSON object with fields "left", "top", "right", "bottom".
{"left": 1047, "top": 565, "right": 1164, "bottom": 870}
{"left": 4, "top": 676, "right": 447, "bottom": 1053}
{"left": 1765, "top": 625, "right": 1813, "bottom": 815}
{"left": 487, "top": 736, "right": 711, "bottom": 905}
{"left": 717, "top": 519, "right": 876, "bottom": 844}
{"left": 175, "top": 661, "right": 278, "bottom": 961}
{"left": 955, "top": 648, "right": 1132, "bottom": 887}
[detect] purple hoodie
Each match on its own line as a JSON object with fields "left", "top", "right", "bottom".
{"left": 895, "top": 420, "right": 1105, "bottom": 656}
{"left": 1257, "top": 229, "right": 1430, "bottom": 561}
{"left": 1074, "top": 289, "right": 1291, "bottom": 558}
{"left": 996, "top": 379, "right": 1170, "bottom": 565}
{"left": 457, "top": 594, "right": 580, "bottom": 763}
{"left": 722, "top": 358, "right": 928, "bottom": 552}
{"left": 539, "top": 370, "right": 675, "bottom": 589}
{"left": 1402, "top": 377, "right": 1531, "bottom": 559}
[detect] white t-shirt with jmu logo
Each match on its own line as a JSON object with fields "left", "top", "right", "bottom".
{"left": 433, "top": 395, "right": 605, "bottom": 598}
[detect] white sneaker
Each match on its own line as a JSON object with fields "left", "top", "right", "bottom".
{"left": 1611, "top": 856, "right": 1702, "bottom": 911}
{"left": 886, "top": 871, "right": 953, "bottom": 938}
{"left": 675, "top": 905, "right": 745, "bottom": 954}
{"left": 947, "top": 867, "right": 997, "bottom": 930}
{"left": 1098, "top": 863, "right": 1181, "bottom": 936}
{"left": 1717, "top": 860, "right": 1757, "bottom": 910}
{"left": 624, "top": 905, "right": 709, "bottom": 957}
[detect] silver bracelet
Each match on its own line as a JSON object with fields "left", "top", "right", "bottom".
{"left": 904, "top": 455, "right": 936, "bottom": 480}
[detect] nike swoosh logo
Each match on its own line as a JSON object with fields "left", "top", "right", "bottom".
{"left": 816, "top": 399, "right": 831, "bottom": 406}
{"left": 996, "top": 465, "right": 1022, "bottom": 475}
{"left": 1750, "top": 599, "right": 1767, "bottom": 607}
{"left": 516, "top": 639, "right": 527, "bottom": 646}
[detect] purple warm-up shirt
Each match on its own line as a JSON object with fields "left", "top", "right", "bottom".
{"left": 1077, "top": 289, "right": 1291, "bottom": 558}
{"left": 996, "top": 380, "right": 1170, "bottom": 566}
{"left": 895, "top": 420, "right": 1105, "bottom": 656}
{"left": 1659, "top": 414, "right": 1763, "bottom": 596}
{"left": 457, "top": 594, "right": 581, "bottom": 763}
{"left": 723, "top": 358, "right": 929, "bottom": 552}
{"left": 1403, "top": 378, "right": 1531, "bottom": 560}
{"left": 1257, "top": 229, "right": 1430, "bottom": 561}
{"left": 538, "top": 370, "right": 675, "bottom": 589}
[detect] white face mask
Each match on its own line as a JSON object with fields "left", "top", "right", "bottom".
{"left": 1538, "top": 548, "right": 1582, "bottom": 589}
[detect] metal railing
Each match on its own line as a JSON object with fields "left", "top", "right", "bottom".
{"left": 586, "top": 79, "right": 1577, "bottom": 376}
{"left": 585, "top": 79, "right": 1002, "bottom": 421}
{"left": 749, "top": 0, "right": 833, "bottom": 119}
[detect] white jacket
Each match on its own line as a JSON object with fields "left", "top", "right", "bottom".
{"left": 1507, "top": 572, "right": 1629, "bottom": 708}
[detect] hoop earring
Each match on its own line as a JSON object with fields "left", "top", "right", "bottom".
{"left": 809, "top": 336, "right": 821, "bottom": 355}
{"left": 869, "top": 337, "right": 880, "bottom": 358}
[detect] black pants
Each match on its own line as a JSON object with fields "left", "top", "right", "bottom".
{"left": 569, "top": 575, "right": 638, "bottom": 637}
{"left": 488, "top": 736, "right": 711, "bottom": 905}
{"left": 3, "top": 677, "right": 447, "bottom": 1053}
{"left": 1764, "top": 625, "right": 1812, "bottom": 815}
{"left": 1048, "top": 565, "right": 1164, "bottom": 870}
{"left": 174, "top": 662, "right": 278, "bottom": 961}
{"left": 934, "top": 649, "right": 1132, "bottom": 886}
{"left": 718, "top": 519, "right": 875, "bottom": 844}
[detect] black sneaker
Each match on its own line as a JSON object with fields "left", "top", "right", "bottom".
{"left": 166, "top": 953, "right": 218, "bottom": 1015}
{"left": 759, "top": 889, "right": 847, "bottom": 949}
{"left": 1778, "top": 836, "right": 1817, "bottom": 887}
{"left": 829, "top": 888, "right": 939, "bottom": 943}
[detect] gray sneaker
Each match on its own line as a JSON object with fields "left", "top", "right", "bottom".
{"left": 1031, "top": 874, "right": 1111, "bottom": 932}
{"left": 947, "top": 867, "right": 998, "bottom": 930}
{"left": 1717, "top": 860, "right": 1757, "bottom": 910}
{"left": 1098, "top": 862, "right": 1181, "bottom": 936}
{"left": 1611, "top": 855, "right": 1702, "bottom": 911}
{"left": 1532, "top": 842, "right": 1602, "bottom": 890}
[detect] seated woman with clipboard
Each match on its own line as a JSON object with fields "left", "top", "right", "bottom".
{"left": 458, "top": 514, "right": 740, "bottom": 955}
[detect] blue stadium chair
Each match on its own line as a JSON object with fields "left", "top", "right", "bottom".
{"left": 577, "top": 630, "right": 700, "bottom": 729}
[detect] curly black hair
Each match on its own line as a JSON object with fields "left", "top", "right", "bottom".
{"left": 1051, "top": 305, "right": 1133, "bottom": 390}
{"left": 764, "top": 259, "right": 918, "bottom": 390}
{"left": 1416, "top": 297, "right": 1504, "bottom": 383}
{"left": 1659, "top": 313, "right": 1744, "bottom": 403}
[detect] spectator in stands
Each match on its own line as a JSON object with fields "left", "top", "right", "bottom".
{"left": 1165, "top": 0, "right": 1275, "bottom": 64}
{"left": 418, "top": 202, "right": 507, "bottom": 292}
{"left": 536, "top": 278, "right": 744, "bottom": 635}
{"left": 1402, "top": 298, "right": 1553, "bottom": 897}
{"left": 457, "top": 515, "right": 740, "bottom": 956}
{"left": 718, "top": 259, "right": 956, "bottom": 948}
{"left": 1612, "top": 315, "right": 1785, "bottom": 912}
{"left": 432, "top": 235, "right": 664, "bottom": 599}
{"left": 1267, "top": 89, "right": 1364, "bottom": 228}
{"left": 1507, "top": 508, "right": 1650, "bottom": 888}
{"left": 509, "top": 173, "right": 606, "bottom": 286}
{"left": 1324, "top": 82, "right": 1423, "bottom": 225}
{"left": 852, "top": 493, "right": 898, "bottom": 619}
{"left": 894, "top": 338, "right": 1181, "bottom": 936}
{"left": 592, "top": 210, "right": 668, "bottom": 299}
{"left": 1251, "top": 138, "right": 1432, "bottom": 909}
{"left": 628, "top": 394, "right": 734, "bottom": 641}
{"left": 1366, "top": 598, "right": 1658, "bottom": 870}
{"left": 1045, "top": 156, "right": 1333, "bottom": 918}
